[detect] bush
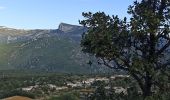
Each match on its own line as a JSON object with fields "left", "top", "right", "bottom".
{"left": 48, "top": 92, "right": 80, "bottom": 100}
{"left": 0, "top": 89, "right": 35, "bottom": 99}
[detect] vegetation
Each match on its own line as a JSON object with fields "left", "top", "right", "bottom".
{"left": 0, "top": 71, "right": 135, "bottom": 100}
{"left": 0, "top": 36, "right": 93, "bottom": 73}
{"left": 80, "top": 0, "right": 170, "bottom": 98}
{"left": 0, "top": 23, "right": 113, "bottom": 74}
{"left": 0, "top": 71, "right": 87, "bottom": 99}
{"left": 0, "top": 89, "right": 35, "bottom": 99}
{"left": 48, "top": 92, "right": 80, "bottom": 100}
{"left": 1, "top": 0, "right": 170, "bottom": 99}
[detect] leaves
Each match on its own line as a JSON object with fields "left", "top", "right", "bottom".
{"left": 80, "top": 0, "right": 170, "bottom": 97}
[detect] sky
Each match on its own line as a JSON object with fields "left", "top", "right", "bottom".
{"left": 0, "top": 0, "right": 134, "bottom": 29}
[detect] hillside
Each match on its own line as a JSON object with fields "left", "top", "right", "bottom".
{"left": 0, "top": 23, "right": 108, "bottom": 73}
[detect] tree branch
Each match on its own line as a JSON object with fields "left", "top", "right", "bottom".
{"left": 156, "top": 39, "right": 170, "bottom": 55}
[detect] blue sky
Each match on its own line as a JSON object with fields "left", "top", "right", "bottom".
{"left": 0, "top": 0, "right": 134, "bottom": 29}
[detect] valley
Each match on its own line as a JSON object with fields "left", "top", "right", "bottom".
{"left": 0, "top": 71, "right": 131, "bottom": 100}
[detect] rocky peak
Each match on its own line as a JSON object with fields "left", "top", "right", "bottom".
{"left": 58, "top": 23, "right": 82, "bottom": 33}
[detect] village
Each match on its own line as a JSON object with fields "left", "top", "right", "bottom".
{"left": 20, "top": 74, "right": 130, "bottom": 98}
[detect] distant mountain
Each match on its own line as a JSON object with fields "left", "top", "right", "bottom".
{"left": 0, "top": 23, "right": 109, "bottom": 73}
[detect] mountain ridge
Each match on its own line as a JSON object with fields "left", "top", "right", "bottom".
{"left": 0, "top": 23, "right": 108, "bottom": 73}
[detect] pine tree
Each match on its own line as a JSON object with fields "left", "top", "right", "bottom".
{"left": 80, "top": 0, "right": 170, "bottom": 97}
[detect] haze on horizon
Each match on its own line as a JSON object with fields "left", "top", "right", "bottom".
{"left": 0, "top": 0, "right": 134, "bottom": 29}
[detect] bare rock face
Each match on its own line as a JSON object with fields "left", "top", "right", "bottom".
{"left": 58, "top": 23, "right": 82, "bottom": 33}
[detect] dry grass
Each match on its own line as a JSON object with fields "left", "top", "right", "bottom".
{"left": 2, "top": 96, "right": 33, "bottom": 100}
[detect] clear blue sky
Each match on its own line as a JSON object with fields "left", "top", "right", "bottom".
{"left": 0, "top": 0, "right": 134, "bottom": 29}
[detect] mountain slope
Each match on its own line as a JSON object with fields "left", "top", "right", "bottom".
{"left": 0, "top": 23, "right": 107, "bottom": 73}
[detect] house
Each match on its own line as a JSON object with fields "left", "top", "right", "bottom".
{"left": 22, "top": 85, "right": 38, "bottom": 91}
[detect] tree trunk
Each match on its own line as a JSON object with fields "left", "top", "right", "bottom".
{"left": 132, "top": 73, "right": 152, "bottom": 97}
{"left": 143, "top": 75, "right": 152, "bottom": 97}
{"left": 143, "top": 84, "right": 152, "bottom": 97}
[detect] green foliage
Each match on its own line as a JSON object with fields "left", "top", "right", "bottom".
{"left": 0, "top": 72, "right": 85, "bottom": 98}
{"left": 80, "top": 0, "right": 170, "bottom": 97}
{"left": 0, "top": 89, "right": 35, "bottom": 99}
{"left": 89, "top": 83, "right": 170, "bottom": 100}
{"left": 91, "top": 80, "right": 106, "bottom": 87}
{"left": 48, "top": 92, "right": 80, "bottom": 100}
{"left": 90, "top": 81, "right": 107, "bottom": 100}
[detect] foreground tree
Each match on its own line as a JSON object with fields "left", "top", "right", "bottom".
{"left": 80, "top": 0, "right": 170, "bottom": 97}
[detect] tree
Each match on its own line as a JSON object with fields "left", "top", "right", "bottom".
{"left": 90, "top": 81, "right": 107, "bottom": 100}
{"left": 80, "top": 0, "right": 170, "bottom": 97}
